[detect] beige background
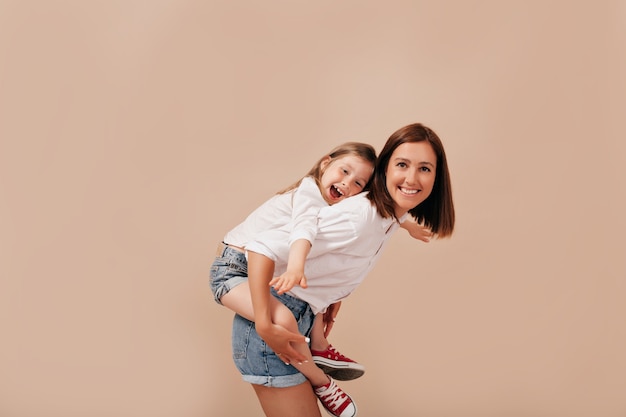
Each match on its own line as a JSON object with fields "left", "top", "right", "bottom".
{"left": 1, "top": 1, "right": 625, "bottom": 416}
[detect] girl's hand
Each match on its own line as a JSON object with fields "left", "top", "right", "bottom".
{"left": 269, "top": 270, "right": 308, "bottom": 295}
{"left": 256, "top": 322, "right": 309, "bottom": 365}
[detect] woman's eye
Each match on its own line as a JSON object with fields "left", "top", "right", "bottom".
{"left": 420, "top": 166, "right": 431, "bottom": 172}
{"left": 396, "top": 162, "right": 407, "bottom": 168}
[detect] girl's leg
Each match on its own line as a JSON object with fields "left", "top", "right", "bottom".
{"left": 219, "top": 280, "right": 256, "bottom": 319}
{"left": 252, "top": 382, "right": 321, "bottom": 417}
{"left": 309, "top": 313, "right": 331, "bottom": 351}
{"left": 309, "top": 314, "right": 366, "bottom": 382}
{"left": 220, "top": 274, "right": 331, "bottom": 387}
{"left": 225, "top": 255, "right": 357, "bottom": 417}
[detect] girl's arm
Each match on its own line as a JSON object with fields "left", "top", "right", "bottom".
{"left": 247, "top": 251, "right": 308, "bottom": 364}
{"left": 269, "top": 177, "right": 325, "bottom": 294}
{"left": 269, "top": 238, "right": 311, "bottom": 294}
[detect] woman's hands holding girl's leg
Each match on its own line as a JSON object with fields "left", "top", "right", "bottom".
{"left": 246, "top": 251, "right": 310, "bottom": 365}
{"left": 256, "top": 320, "right": 309, "bottom": 365}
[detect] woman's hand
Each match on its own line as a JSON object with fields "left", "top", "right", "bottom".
{"left": 256, "top": 321, "right": 309, "bottom": 365}
{"left": 400, "top": 219, "right": 433, "bottom": 242}
{"left": 322, "top": 301, "right": 342, "bottom": 338}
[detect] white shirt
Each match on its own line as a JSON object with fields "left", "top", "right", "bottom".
{"left": 246, "top": 193, "right": 406, "bottom": 314}
{"left": 223, "top": 176, "right": 325, "bottom": 248}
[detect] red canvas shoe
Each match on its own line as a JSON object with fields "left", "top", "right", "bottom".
{"left": 311, "top": 344, "right": 365, "bottom": 381}
{"left": 314, "top": 377, "right": 357, "bottom": 417}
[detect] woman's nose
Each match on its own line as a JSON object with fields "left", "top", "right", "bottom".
{"left": 406, "top": 170, "right": 420, "bottom": 185}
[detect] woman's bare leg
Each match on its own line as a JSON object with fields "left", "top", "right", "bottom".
{"left": 253, "top": 382, "right": 322, "bottom": 417}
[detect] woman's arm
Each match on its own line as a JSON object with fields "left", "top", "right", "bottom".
{"left": 247, "top": 251, "right": 308, "bottom": 364}
{"left": 322, "top": 301, "right": 341, "bottom": 338}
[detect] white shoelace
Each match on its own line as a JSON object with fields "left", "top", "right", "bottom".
{"left": 317, "top": 380, "right": 347, "bottom": 411}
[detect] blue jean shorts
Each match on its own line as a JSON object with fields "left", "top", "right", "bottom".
{"left": 210, "top": 243, "right": 315, "bottom": 387}
{"left": 232, "top": 288, "right": 315, "bottom": 388}
{"left": 209, "top": 244, "right": 248, "bottom": 304}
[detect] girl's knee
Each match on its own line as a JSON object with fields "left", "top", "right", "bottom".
{"left": 274, "top": 310, "right": 299, "bottom": 333}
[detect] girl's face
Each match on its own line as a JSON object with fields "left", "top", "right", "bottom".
{"left": 385, "top": 141, "right": 437, "bottom": 218}
{"left": 319, "top": 154, "right": 374, "bottom": 205}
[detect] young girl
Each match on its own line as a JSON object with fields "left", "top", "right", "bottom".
{"left": 210, "top": 142, "right": 378, "bottom": 415}
{"left": 238, "top": 122, "right": 455, "bottom": 417}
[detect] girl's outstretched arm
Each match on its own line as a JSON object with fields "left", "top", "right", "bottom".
{"left": 269, "top": 239, "right": 311, "bottom": 294}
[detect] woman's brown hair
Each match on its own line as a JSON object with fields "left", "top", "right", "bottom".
{"left": 366, "top": 123, "right": 455, "bottom": 237}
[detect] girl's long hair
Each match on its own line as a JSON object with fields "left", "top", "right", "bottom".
{"left": 278, "top": 142, "right": 377, "bottom": 194}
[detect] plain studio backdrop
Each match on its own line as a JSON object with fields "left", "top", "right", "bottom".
{"left": 1, "top": 1, "right": 625, "bottom": 416}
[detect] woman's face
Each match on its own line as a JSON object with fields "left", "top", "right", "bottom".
{"left": 385, "top": 141, "right": 437, "bottom": 218}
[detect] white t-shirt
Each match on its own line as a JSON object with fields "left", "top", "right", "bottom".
{"left": 246, "top": 193, "right": 406, "bottom": 314}
{"left": 223, "top": 176, "right": 325, "bottom": 249}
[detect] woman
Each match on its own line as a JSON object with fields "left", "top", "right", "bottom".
{"left": 234, "top": 122, "right": 455, "bottom": 416}
{"left": 210, "top": 142, "right": 377, "bottom": 417}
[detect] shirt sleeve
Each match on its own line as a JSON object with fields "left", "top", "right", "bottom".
{"left": 288, "top": 177, "right": 327, "bottom": 246}
{"left": 244, "top": 228, "right": 290, "bottom": 262}
{"left": 306, "top": 199, "right": 368, "bottom": 258}
{"left": 244, "top": 177, "right": 326, "bottom": 263}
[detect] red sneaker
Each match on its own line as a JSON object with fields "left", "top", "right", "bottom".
{"left": 314, "top": 377, "right": 357, "bottom": 417}
{"left": 311, "top": 344, "right": 365, "bottom": 381}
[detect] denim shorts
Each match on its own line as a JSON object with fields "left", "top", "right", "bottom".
{"left": 232, "top": 288, "right": 315, "bottom": 388}
{"left": 210, "top": 243, "right": 315, "bottom": 387}
{"left": 209, "top": 245, "right": 248, "bottom": 304}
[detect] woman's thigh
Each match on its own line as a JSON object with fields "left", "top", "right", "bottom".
{"left": 252, "top": 382, "right": 322, "bottom": 417}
